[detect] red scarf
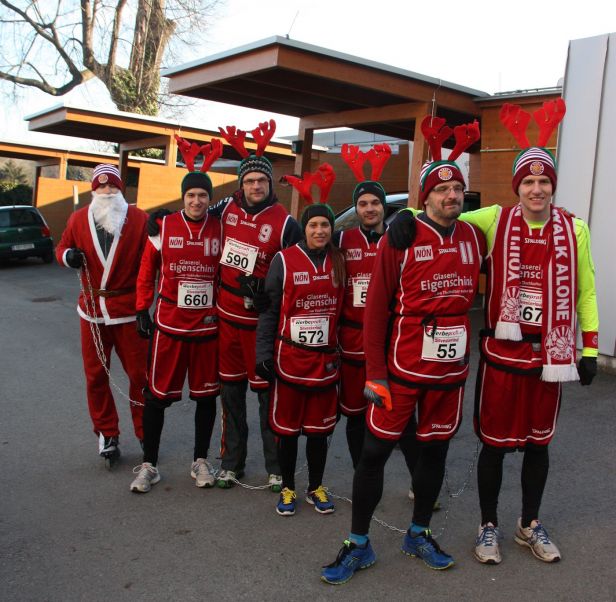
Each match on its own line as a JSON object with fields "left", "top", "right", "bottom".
{"left": 495, "top": 204, "right": 578, "bottom": 382}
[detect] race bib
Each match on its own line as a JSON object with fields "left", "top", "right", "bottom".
{"left": 519, "top": 287, "right": 543, "bottom": 325}
{"left": 177, "top": 281, "right": 213, "bottom": 309}
{"left": 221, "top": 238, "right": 258, "bottom": 274}
{"left": 421, "top": 325, "right": 467, "bottom": 362}
{"left": 290, "top": 316, "right": 330, "bottom": 346}
{"left": 352, "top": 277, "right": 370, "bottom": 307}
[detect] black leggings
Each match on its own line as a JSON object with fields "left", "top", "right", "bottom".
{"left": 277, "top": 434, "right": 329, "bottom": 492}
{"left": 477, "top": 443, "right": 550, "bottom": 527}
{"left": 351, "top": 429, "right": 449, "bottom": 535}
{"left": 142, "top": 396, "right": 217, "bottom": 465}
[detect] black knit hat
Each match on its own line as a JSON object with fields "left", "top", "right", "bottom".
{"left": 181, "top": 171, "right": 213, "bottom": 199}
{"left": 352, "top": 180, "right": 386, "bottom": 206}
{"left": 238, "top": 154, "right": 273, "bottom": 187}
{"left": 301, "top": 203, "right": 335, "bottom": 231}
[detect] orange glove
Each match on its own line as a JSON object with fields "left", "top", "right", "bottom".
{"left": 364, "top": 380, "right": 392, "bottom": 411}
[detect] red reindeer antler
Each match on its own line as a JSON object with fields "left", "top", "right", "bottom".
{"left": 499, "top": 103, "right": 531, "bottom": 148}
{"left": 281, "top": 163, "right": 336, "bottom": 205}
{"left": 341, "top": 144, "right": 370, "bottom": 182}
{"left": 251, "top": 119, "right": 276, "bottom": 156}
{"left": 315, "top": 163, "right": 336, "bottom": 204}
{"left": 367, "top": 143, "right": 392, "bottom": 180}
{"left": 449, "top": 121, "right": 481, "bottom": 161}
{"left": 534, "top": 99, "right": 566, "bottom": 147}
{"left": 218, "top": 125, "right": 249, "bottom": 158}
{"left": 421, "top": 116, "right": 453, "bottom": 161}
{"left": 175, "top": 135, "right": 204, "bottom": 172}
{"left": 199, "top": 139, "right": 223, "bottom": 173}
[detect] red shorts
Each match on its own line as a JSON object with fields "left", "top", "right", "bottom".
{"left": 367, "top": 381, "right": 463, "bottom": 442}
{"left": 339, "top": 359, "right": 368, "bottom": 416}
{"left": 218, "top": 319, "right": 268, "bottom": 391}
{"left": 148, "top": 329, "right": 219, "bottom": 402}
{"left": 269, "top": 379, "right": 338, "bottom": 436}
{"left": 474, "top": 360, "right": 561, "bottom": 448}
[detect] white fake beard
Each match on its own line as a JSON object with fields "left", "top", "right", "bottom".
{"left": 91, "top": 191, "right": 128, "bottom": 235}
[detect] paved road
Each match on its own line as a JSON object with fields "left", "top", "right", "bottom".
{"left": 1, "top": 260, "right": 615, "bottom": 601}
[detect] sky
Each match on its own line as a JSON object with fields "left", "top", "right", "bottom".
{"left": 1, "top": 0, "right": 613, "bottom": 149}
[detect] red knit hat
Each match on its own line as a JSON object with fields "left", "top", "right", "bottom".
{"left": 499, "top": 100, "right": 566, "bottom": 195}
{"left": 92, "top": 164, "right": 123, "bottom": 191}
{"left": 418, "top": 116, "right": 480, "bottom": 203}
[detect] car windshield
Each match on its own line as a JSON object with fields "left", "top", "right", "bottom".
{"left": 0, "top": 209, "right": 41, "bottom": 228}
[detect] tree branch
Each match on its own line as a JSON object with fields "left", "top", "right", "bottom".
{"left": 107, "top": 0, "right": 127, "bottom": 79}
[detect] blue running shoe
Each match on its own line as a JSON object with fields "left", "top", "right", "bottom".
{"left": 306, "top": 485, "right": 335, "bottom": 514}
{"left": 402, "top": 529, "right": 454, "bottom": 570}
{"left": 276, "top": 487, "right": 297, "bottom": 516}
{"left": 321, "top": 539, "right": 376, "bottom": 584}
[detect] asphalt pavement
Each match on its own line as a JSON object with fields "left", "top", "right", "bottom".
{"left": 1, "top": 260, "right": 615, "bottom": 601}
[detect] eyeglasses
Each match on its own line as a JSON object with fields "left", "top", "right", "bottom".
{"left": 432, "top": 184, "right": 465, "bottom": 195}
{"left": 243, "top": 177, "right": 269, "bottom": 186}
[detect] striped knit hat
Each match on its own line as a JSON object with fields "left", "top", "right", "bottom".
{"left": 419, "top": 160, "right": 466, "bottom": 203}
{"left": 92, "top": 164, "right": 123, "bottom": 191}
{"left": 511, "top": 147, "right": 557, "bottom": 194}
{"left": 238, "top": 154, "right": 274, "bottom": 187}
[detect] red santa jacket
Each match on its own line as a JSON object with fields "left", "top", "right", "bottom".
{"left": 56, "top": 203, "right": 147, "bottom": 325}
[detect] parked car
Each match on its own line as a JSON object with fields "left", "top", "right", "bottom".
{"left": 0, "top": 205, "right": 54, "bottom": 263}
{"left": 334, "top": 191, "right": 481, "bottom": 231}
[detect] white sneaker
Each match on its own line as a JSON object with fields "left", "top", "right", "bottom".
{"left": 514, "top": 518, "right": 561, "bottom": 563}
{"left": 474, "top": 523, "right": 502, "bottom": 564}
{"left": 130, "top": 462, "right": 160, "bottom": 493}
{"left": 268, "top": 474, "right": 283, "bottom": 493}
{"left": 191, "top": 458, "right": 215, "bottom": 488}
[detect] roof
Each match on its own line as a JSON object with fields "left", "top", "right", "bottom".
{"left": 164, "top": 36, "right": 490, "bottom": 140}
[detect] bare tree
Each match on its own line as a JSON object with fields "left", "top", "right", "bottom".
{"left": 0, "top": 0, "right": 222, "bottom": 115}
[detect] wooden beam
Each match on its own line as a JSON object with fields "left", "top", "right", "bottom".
{"left": 300, "top": 103, "right": 426, "bottom": 130}
{"left": 290, "top": 125, "right": 313, "bottom": 220}
{"left": 408, "top": 103, "right": 430, "bottom": 207}
{"left": 118, "top": 135, "right": 170, "bottom": 153}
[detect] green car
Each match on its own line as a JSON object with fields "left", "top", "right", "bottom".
{"left": 0, "top": 205, "right": 54, "bottom": 263}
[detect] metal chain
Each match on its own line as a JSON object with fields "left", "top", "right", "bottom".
{"left": 77, "top": 258, "right": 143, "bottom": 406}
{"left": 328, "top": 440, "right": 481, "bottom": 539}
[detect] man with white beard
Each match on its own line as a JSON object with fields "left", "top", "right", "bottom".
{"left": 56, "top": 164, "right": 149, "bottom": 468}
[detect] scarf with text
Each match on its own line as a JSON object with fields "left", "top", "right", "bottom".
{"left": 495, "top": 204, "right": 578, "bottom": 382}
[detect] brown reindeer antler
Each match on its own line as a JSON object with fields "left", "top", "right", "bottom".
{"left": 534, "top": 99, "right": 566, "bottom": 147}
{"left": 251, "top": 119, "right": 276, "bottom": 156}
{"left": 341, "top": 144, "right": 370, "bottom": 182}
{"left": 218, "top": 125, "right": 249, "bottom": 158}
{"left": 499, "top": 103, "right": 531, "bottom": 148}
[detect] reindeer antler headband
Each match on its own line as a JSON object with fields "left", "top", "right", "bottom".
{"left": 500, "top": 99, "right": 566, "bottom": 194}
{"left": 341, "top": 143, "right": 393, "bottom": 206}
{"left": 418, "top": 115, "right": 480, "bottom": 203}
{"left": 175, "top": 134, "right": 223, "bottom": 197}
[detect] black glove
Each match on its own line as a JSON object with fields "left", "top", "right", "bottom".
{"left": 65, "top": 247, "right": 84, "bottom": 269}
{"left": 136, "top": 310, "right": 154, "bottom": 339}
{"left": 255, "top": 359, "right": 275, "bottom": 383}
{"left": 252, "top": 291, "right": 271, "bottom": 313}
{"left": 363, "top": 379, "right": 392, "bottom": 411}
{"left": 577, "top": 356, "right": 597, "bottom": 386}
{"left": 237, "top": 274, "right": 266, "bottom": 297}
{"left": 147, "top": 209, "right": 172, "bottom": 236}
{"left": 387, "top": 210, "right": 417, "bottom": 250}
